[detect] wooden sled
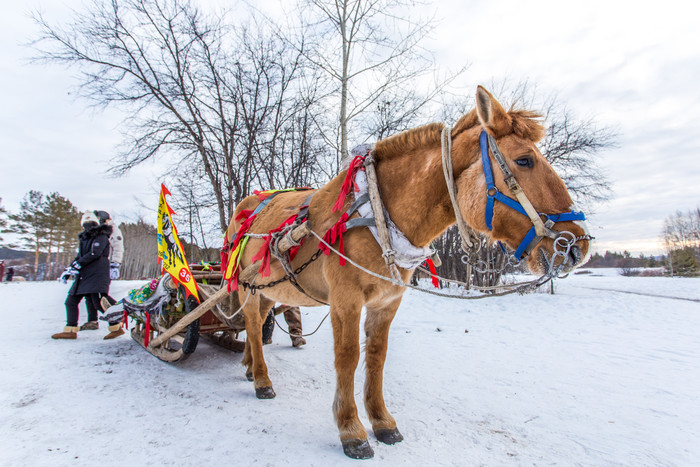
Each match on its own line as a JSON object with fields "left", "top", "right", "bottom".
{"left": 130, "top": 265, "right": 250, "bottom": 362}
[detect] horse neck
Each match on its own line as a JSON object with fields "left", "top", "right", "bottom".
{"left": 376, "top": 130, "right": 479, "bottom": 247}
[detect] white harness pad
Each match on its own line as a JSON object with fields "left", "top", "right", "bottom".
{"left": 354, "top": 170, "right": 434, "bottom": 269}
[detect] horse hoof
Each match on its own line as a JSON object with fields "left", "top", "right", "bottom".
{"left": 246, "top": 371, "right": 254, "bottom": 382}
{"left": 342, "top": 439, "right": 374, "bottom": 459}
{"left": 255, "top": 386, "right": 276, "bottom": 399}
{"left": 375, "top": 427, "right": 404, "bottom": 445}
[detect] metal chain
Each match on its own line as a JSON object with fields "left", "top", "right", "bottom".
{"left": 239, "top": 249, "right": 323, "bottom": 294}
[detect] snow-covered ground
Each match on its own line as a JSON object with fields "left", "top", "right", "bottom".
{"left": 1, "top": 269, "right": 698, "bottom": 466}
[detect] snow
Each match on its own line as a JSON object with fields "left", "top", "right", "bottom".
{"left": 1, "top": 269, "right": 698, "bottom": 466}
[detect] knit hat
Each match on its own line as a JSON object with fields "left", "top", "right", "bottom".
{"left": 94, "top": 210, "right": 111, "bottom": 225}
{"left": 81, "top": 211, "right": 100, "bottom": 227}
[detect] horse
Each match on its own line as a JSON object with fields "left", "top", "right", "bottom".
{"left": 223, "top": 86, "right": 591, "bottom": 459}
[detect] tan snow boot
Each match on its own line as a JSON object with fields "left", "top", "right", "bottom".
{"left": 52, "top": 326, "right": 79, "bottom": 340}
{"left": 80, "top": 321, "right": 99, "bottom": 330}
{"left": 100, "top": 297, "right": 112, "bottom": 311}
{"left": 104, "top": 323, "right": 125, "bottom": 340}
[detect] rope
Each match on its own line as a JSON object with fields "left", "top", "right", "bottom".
{"left": 214, "top": 272, "right": 257, "bottom": 321}
{"left": 441, "top": 125, "right": 477, "bottom": 251}
{"left": 273, "top": 310, "right": 331, "bottom": 338}
{"left": 309, "top": 229, "right": 540, "bottom": 300}
{"left": 414, "top": 265, "right": 539, "bottom": 292}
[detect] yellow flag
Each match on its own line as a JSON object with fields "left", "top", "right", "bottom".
{"left": 157, "top": 184, "right": 199, "bottom": 302}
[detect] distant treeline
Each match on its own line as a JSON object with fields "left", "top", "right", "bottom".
{"left": 586, "top": 251, "right": 664, "bottom": 268}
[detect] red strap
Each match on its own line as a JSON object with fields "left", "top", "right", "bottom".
{"left": 122, "top": 310, "right": 129, "bottom": 330}
{"left": 236, "top": 209, "right": 254, "bottom": 222}
{"left": 332, "top": 156, "right": 365, "bottom": 212}
{"left": 425, "top": 258, "right": 439, "bottom": 288}
{"left": 144, "top": 312, "right": 151, "bottom": 347}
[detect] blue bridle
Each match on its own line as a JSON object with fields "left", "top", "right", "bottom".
{"left": 479, "top": 130, "right": 587, "bottom": 260}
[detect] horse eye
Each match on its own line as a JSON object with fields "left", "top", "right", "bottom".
{"left": 515, "top": 157, "right": 533, "bottom": 168}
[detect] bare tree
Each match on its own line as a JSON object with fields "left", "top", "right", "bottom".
{"left": 298, "top": 0, "right": 463, "bottom": 170}
{"left": 663, "top": 207, "right": 700, "bottom": 251}
{"left": 33, "top": 0, "right": 322, "bottom": 233}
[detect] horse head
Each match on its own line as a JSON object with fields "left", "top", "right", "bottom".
{"left": 455, "top": 86, "right": 591, "bottom": 274}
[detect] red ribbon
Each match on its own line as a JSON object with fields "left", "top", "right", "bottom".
{"left": 251, "top": 215, "right": 298, "bottom": 277}
{"left": 144, "top": 312, "right": 151, "bottom": 347}
{"left": 332, "top": 156, "right": 365, "bottom": 212}
{"left": 122, "top": 310, "right": 129, "bottom": 330}
{"left": 320, "top": 213, "right": 349, "bottom": 265}
{"left": 225, "top": 214, "right": 259, "bottom": 291}
{"left": 425, "top": 258, "right": 439, "bottom": 288}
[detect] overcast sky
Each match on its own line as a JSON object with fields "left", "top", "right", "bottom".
{"left": 2, "top": 0, "right": 699, "bottom": 255}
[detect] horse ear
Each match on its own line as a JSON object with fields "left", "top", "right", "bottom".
{"left": 475, "top": 86, "right": 511, "bottom": 136}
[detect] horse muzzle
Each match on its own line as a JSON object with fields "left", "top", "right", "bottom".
{"left": 536, "top": 230, "right": 591, "bottom": 275}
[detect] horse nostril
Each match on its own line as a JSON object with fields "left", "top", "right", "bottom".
{"left": 568, "top": 245, "right": 582, "bottom": 265}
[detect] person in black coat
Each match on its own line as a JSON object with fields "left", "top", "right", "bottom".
{"left": 52, "top": 211, "right": 124, "bottom": 340}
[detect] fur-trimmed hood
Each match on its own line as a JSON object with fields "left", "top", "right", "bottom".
{"left": 79, "top": 223, "right": 113, "bottom": 240}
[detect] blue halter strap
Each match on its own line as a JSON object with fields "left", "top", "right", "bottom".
{"left": 479, "top": 130, "right": 586, "bottom": 260}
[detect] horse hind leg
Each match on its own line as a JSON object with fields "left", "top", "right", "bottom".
{"left": 240, "top": 292, "right": 276, "bottom": 399}
{"left": 364, "top": 298, "right": 404, "bottom": 446}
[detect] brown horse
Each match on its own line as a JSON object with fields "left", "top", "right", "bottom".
{"left": 224, "top": 86, "right": 591, "bottom": 459}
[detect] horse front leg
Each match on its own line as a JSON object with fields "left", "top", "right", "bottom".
{"left": 240, "top": 292, "right": 276, "bottom": 399}
{"left": 329, "top": 289, "right": 373, "bottom": 459}
{"left": 364, "top": 297, "right": 404, "bottom": 445}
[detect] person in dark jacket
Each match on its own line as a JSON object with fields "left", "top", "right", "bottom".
{"left": 81, "top": 210, "right": 122, "bottom": 329}
{"left": 52, "top": 211, "right": 124, "bottom": 340}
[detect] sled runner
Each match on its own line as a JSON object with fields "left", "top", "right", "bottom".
{"left": 128, "top": 263, "right": 264, "bottom": 363}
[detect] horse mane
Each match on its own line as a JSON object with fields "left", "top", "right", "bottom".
{"left": 372, "top": 122, "right": 444, "bottom": 161}
{"left": 452, "top": 108, "right": 546, "bottom": 143}
{"left": 362, "top": 108, "right": 546, "bottom": 164}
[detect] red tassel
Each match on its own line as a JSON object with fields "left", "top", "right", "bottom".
{"left": 224, "top": 214, "right": 259, "bottom": 290}
{"left": 332, "top": 156, "right": 365, "bottom": 212}
{"left": 144, "top": 312, "right": 152, "bottom": 347}
{"left": 251, "top": 234, "right": 273, "bottom": 277}
{"left": 425, "top": 258, "right": 439, "bottom": 289}
{"left": 122, "top": 310, "right": 129, "bottom": 330}
{"left": 251, "top": 215, "right": 299, "bottom": 278}
{"left": 320, "top": 213, "right": 349, "bottom": 265}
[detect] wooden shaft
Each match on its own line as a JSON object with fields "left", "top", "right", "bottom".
{"left": 278, "top": 222, "right": 310, "bottom": 251}
{"left": 364, "top": 161, "right": 393, "bottom": 259}
{"left": 148, "top": 286, "right": 230, "bottom": 349}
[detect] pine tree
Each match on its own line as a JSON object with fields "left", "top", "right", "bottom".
{"left": 43, "top": 193, "right": 81, "bottom": 278}
{"left": 0, "top": 198, "right": 8, "bottom": 246}
{"left": 666, "top": 248, "right": 699, "bottom": 277}
{"left": 8, "top": 191, "right": 47, "bottom": 278}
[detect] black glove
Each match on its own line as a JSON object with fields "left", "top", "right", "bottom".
{"left": 59, "top": 266, "right": 80, "bottom": 284}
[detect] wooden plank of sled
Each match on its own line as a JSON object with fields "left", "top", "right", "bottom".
{"left": 130, "top": 326, "right": 185, "bottom": 363}
{"left": 148, "top": 286, "right": 230, "bottom": 349}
